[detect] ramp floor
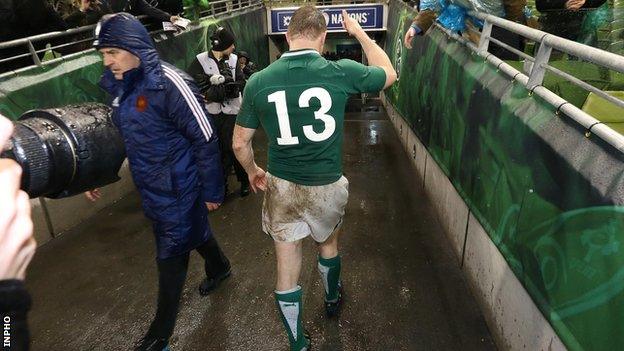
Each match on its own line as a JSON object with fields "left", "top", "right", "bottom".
{"left": 26, "top": 100, "right": 496, "bottom": 350}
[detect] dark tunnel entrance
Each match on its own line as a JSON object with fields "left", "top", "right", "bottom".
{"left": 267, "top": 31, "right": 386, "bottom": 64}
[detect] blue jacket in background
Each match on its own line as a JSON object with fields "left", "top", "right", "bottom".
{"left": 95, "top": 13, "right": 224, "bottom": 259}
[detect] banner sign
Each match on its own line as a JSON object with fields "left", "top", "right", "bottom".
{"left": 268, "top": 4, "right": 387, "bottom": 34}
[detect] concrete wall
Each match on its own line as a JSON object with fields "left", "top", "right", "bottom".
{"left": 30, "top": 160, "right": 135, "bottom": 246}
{"left": 382, "top": 95, "right": 567, "bottom": 351}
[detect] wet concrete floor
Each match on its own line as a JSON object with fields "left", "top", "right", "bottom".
{"left": 26, "top": 100, "right": 496, "bottom": 350}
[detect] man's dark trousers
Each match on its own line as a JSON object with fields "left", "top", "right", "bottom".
{"left": 215, "top": 113, "right": 248, "bottom": 188}
{"left": 146, "top": 235, "right": 229, "bottom": 339}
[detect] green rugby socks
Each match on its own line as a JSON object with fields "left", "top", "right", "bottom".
{"left": 275, "top": 286, "right": 308, "bottom": 351}
{"left": 318, "top": 255, "right": 341, "bottom": 302}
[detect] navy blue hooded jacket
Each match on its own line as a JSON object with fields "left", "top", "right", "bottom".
{"left": 95, "top": 13, "right": 224, "bottom": 259}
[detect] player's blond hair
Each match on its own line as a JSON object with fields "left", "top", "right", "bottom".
{"left": 287, "top": 5, "right": 327, "bottom": 41}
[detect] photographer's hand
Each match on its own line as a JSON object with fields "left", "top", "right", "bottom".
{"left": 0, "top": 115, "right": 36, "bottom": 281}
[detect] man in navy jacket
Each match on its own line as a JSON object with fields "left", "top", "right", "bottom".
{"left": 86, "top": 13, "right": 230, "bottom": 351}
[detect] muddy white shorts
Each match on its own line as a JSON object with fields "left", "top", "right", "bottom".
{"left": 262, "top": 173, "right": 349, "bottom": 243}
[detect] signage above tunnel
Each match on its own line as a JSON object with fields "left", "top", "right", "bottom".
{"left": 268, "top": 4, "right": 387, "bottom": 35}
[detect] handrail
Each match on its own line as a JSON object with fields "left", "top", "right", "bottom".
{"left": 470, "top": 12, "right": 624, "bottom": 75}
{"left": 434, "top": 20, "right": 624, "bottom": 153}
{"left": 468, "top": 11, "right": 624, "bottom": 124}
{"left": 0, "top": 24, "right": 96, "bottom": 50}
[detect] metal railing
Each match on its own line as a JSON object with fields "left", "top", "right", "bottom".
{"left": 434, "top": 12, "right": 624, "bottom": 152}
{"left": 473, "top": 12, "right": 624, "bottom": 110}
{"left": 0, "top": 0, "right": 263, "bottom": 76}
{"left": 0, "top": 24, "right": 98, "bottom": 67}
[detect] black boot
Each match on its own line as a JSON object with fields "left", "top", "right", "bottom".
{"left": 198, "top": 265, "right": 231, "bottom": 295}
{"left": 196, "top": 236, "right": 232, "bottom": 296}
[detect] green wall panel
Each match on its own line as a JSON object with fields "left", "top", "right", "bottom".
{"left": 385, "top": 1, "right": 624, "bottom": 350}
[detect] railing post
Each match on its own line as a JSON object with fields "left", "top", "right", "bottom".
{"left": 527, "top": 40, "right": 552, "bottom": 89}
{"left": 477, "top": 20, "right": 493, "bottom": 54}
{"left": 27, "top": 40, "right": 42, "bottom": 66}
{"left": 522, "top": 57, "right": 533, "bottom": 75}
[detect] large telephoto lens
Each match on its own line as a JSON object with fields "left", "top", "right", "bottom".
{"left": 0, "top": 103, "right": 126, "bottom": 199}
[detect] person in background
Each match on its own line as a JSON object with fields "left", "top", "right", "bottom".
{"left": 236, "top": 50, "right": 257, "bottom": 83}
{"left": 148, "top": 0, "right": 184, "bottom": 15}
{"left": 110, "top": 0, "right": 182, "bottom": 23}
{"left": 65, "top": 0, "right": 186, "bottom": 29}
{"left": 0, "top": 0, "right": 67, "bottom": 42}
{"left": 189, "top": 27, "right": 250, "bottom": 198}
{"left": 64, "top": 0, "right": 113, "bottom": 27}
{"left": 537, "top": 0, "right": 607, "bottom": 42}
{"left": 403, "top": 0, "right": 527, "bottom": 60}
{"left": 0, "top": 114, "right": 37, "bottom": 351}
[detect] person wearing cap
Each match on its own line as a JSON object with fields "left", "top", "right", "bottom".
{"left": 189, "top": 26, "right": 250, "bottom": 198}
{"left": 86, "top": 13, "right": 231, "bottom": 351}
{"left": 236, "top": 50, "right": 256, "bottom": 82}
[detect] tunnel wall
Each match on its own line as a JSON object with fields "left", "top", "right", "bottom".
{"left": 0, "top": 8, "right": 269, "bottom": 245}
{"left": 384, "top": 1, "right": 624, "bottom": 350}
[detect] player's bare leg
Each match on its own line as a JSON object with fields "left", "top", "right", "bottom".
{"left": 318, "top": 227, "right": 340, "bottom": 258}
{"left": 317, "top": 228, "right": 343, "bottom": 317}
{"left": 274, "top": 240, "right": 311, "bottom": 351}
{"left": 275, "top": 240, "right": 303, "bottom": 291}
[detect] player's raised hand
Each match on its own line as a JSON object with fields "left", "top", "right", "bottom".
{"left": 341, "top": 10, "right": 364, "bottom": 37}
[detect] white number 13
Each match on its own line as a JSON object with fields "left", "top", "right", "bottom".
{"left": 267, "top": 87, "right": 336, "bottom": 145}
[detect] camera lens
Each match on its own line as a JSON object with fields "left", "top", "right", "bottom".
{"left": 0, "top": 104, "right": 126, "bottom": 198}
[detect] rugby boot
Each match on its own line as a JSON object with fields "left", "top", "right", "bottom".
{"left": 324, "top": 285, "right": 343, "bottom": 318}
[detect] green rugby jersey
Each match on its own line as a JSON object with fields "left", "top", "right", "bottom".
{"left": 237, "top": 49, "right": 386, "bottom": 185}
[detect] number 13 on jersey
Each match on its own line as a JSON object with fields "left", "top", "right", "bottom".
{"left": 267, "top": 87, "right": 336, "bottom": 146}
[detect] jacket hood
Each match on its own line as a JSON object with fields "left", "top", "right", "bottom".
{"left": 94, "top": 13, "right": 165, "bottom": 92}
